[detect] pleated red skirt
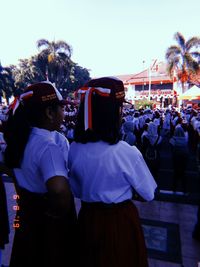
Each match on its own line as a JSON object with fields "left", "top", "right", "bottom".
{"left": 77, "top": 200, "right": 148, "bottom": 267}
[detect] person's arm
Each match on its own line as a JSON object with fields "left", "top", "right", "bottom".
{"left": 125, "top": 149, "right": 157, "bottom": 201}
{"left": 132, "top": 187, "right": 147, "bottom": 202}
{"left": 39, "top": 143, "right": 74, "bottom": 218}
{"left": 44, "top": 176, "right": 77, "bottom": 267}
{"left": 0, "top": 162, "right": 14, "bottom": 177}
{"left": 45, "top": 176, "right": 73, "bottom": 218}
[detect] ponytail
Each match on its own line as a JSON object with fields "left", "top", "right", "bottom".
{"left": 4, "top": 104, "right": 31, "bottom": 168}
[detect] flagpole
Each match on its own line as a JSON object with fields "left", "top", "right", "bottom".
{"left": 148, "top": 66, "right": 151, "bottom": 101}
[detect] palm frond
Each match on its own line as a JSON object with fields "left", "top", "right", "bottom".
{"left": 174, "top": 32, "right": 185, "bottom": 49}
{"left": 55, "top": 41, "right": 72, "bottom": 57}
{"left": 185, "top": 52, "right": 195, "bottom": 63}
{"left": 190, "top": 52, "right": 200, "bottom": 59}
{"left": 165, "top": 46, "right": 181, "bottom": 60}
{"left": 186, "top": 37, "right": 200, "bottom": 50}
{"left": 184, "top": 53, "right": 200, "bottom": 72}
{"left": 37, "top": 39, "right": 50, "bottom": 50}
{"left": 192, "top": 61, "right": 200, "bottom": 71}
{"left": 166, "top": 62, "right": 176, "bottom": 78}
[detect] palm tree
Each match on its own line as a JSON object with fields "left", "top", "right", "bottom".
{"left": 36, "top": 39, "right": 75, "bottom": 88}
{"left": 165, "top": 32, "right": 200, "bottom": 93}
{"left": 12, "top": 39, "right": 91, "bottom": 97}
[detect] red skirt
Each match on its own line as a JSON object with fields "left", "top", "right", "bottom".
{"left": 77, "top": 200, "right": 148, "bottom": 267}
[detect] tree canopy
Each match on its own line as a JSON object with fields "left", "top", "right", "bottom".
{"left": 0, "top": 63, "right": 16, "bottom": 103}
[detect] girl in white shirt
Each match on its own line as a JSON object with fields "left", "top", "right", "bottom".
{"left": 4, "top": 81, "right": 77, "bottom": 267}
{"left": 68, "top": 77, "right": 157, "bottom": 267}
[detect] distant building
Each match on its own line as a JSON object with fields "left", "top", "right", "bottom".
{"left": 116, "top": 60, "right": 175, "bottom": 104}
{"left": 117, "top": 59, "right": 200, "bottom": 106}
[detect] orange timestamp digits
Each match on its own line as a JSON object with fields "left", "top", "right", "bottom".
{"left": 12, "top": 194, "right": 20, "bottom": 228}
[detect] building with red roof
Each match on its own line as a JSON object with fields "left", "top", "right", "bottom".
{"left": 116, "top": 60, "right": 175, "bottom": 104}
{"left": 116, "top": 59, "right": 200, "bottom": 107}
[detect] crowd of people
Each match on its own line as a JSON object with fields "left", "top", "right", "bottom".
{"left": 121, "top": 105, "right": 200, "bottom": 191}
{"left": 0, "top": 78, "right": 199, "bottom": 266}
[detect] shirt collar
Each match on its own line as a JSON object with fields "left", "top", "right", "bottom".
{"left": 31, "top": 127, "right": 55, "bottom": 138}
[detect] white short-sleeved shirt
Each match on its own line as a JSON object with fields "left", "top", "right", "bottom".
{"left": 0, "top": 132, "right": 6, "bottom": 162}
{"left": 14, "top": 127, "right": 69, "bottom": 193}
{"left": 193, "top": 119, "right": 200, "bottom": 131}
{"left": 68, "top": 141, "right": 157, "bottom": 203}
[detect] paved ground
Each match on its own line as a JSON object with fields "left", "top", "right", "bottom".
{"left": 135, "top": 200, "right": 200, "bottom": 267}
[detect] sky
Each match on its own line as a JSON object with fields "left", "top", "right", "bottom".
{"left": 0, "top": 0, "right": 200, "bottom": 78}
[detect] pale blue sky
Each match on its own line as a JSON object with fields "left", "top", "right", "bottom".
{"left": 0, "top": 0, "right": 199, "bottom": 78}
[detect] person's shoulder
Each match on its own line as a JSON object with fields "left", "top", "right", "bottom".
{"left": 69, "top": 141, "right": 76, "bottom": 150}
{"left": 115, "top": 142, "right": 144, "bottom": 167}
{"left": 33, "top": 131, "right": 68, "bottom": 153}
{"left": 117, "top": 140, "right": 141, "bottom": 155}
{"left": 69, "top": 141, "right": 85, "bottom": 154}
{"left": 52, "top": 131, "right": 69, "bottom": 145}
{"left": 53, "top": 130, "right": 67, "bottom": 140}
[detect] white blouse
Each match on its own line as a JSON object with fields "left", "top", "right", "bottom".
{"left": 68, "top": 140, "right": 157, "bottom": 203}
{"left": 14, "top": 127, "right": 69, "bottom": 193}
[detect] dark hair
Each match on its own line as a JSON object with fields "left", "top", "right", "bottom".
{"left": 176, "top": 117, "right": 183, "bottom": 125}
{"left": 74, "top": 94, "right": 122, "bottom": 144}
{"left": 4, "top": 101, "right": 59, "bottom": 168}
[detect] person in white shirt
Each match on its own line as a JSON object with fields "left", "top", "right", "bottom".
{"left": 4, "top": 81, "right": 77, "bottom": 267}
{"left": 0, "top": 130, "right": 6, "bottom": 162}
{"left": 121, "top": 120, "right": 136, "bottom": 146}
{"left": 68, "top": 77, "right": 157, "bottom": 267}
{"left": 169, "top": 126, "right": 189, "bottom": 193}
{"left": 162, "top": 110, "right": 171, "bottom": 137}
{"left": 142, "top": 122, "right": 162, "bottom": 180}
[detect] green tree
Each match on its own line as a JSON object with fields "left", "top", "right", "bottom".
{"left": 165, "top": 32, "right": 200, "bottom": 93}
{"left": 14, "top": 58, "right": 38, "bottom": 89}
{"left": 0, "top": 63, "right": 16, "bottom": 104}
{"left": 63, "top": 64, "right": 90, "bottom": 97}
{"left": 134, "top": 99, "right": 153, "bottom": 110}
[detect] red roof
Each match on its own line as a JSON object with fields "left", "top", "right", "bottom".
{"left": 117, "top": 61, "right": 173, "bottom": 85}
{"left": 115, "top": 74, "right": 136, "bottom": 83}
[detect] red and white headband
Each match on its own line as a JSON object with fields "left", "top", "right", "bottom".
{"left": 9, "top": 91, "right": 33, "bottom": 115}
{"left": 78, "top": 86, "right": 111, "bottom": 130}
